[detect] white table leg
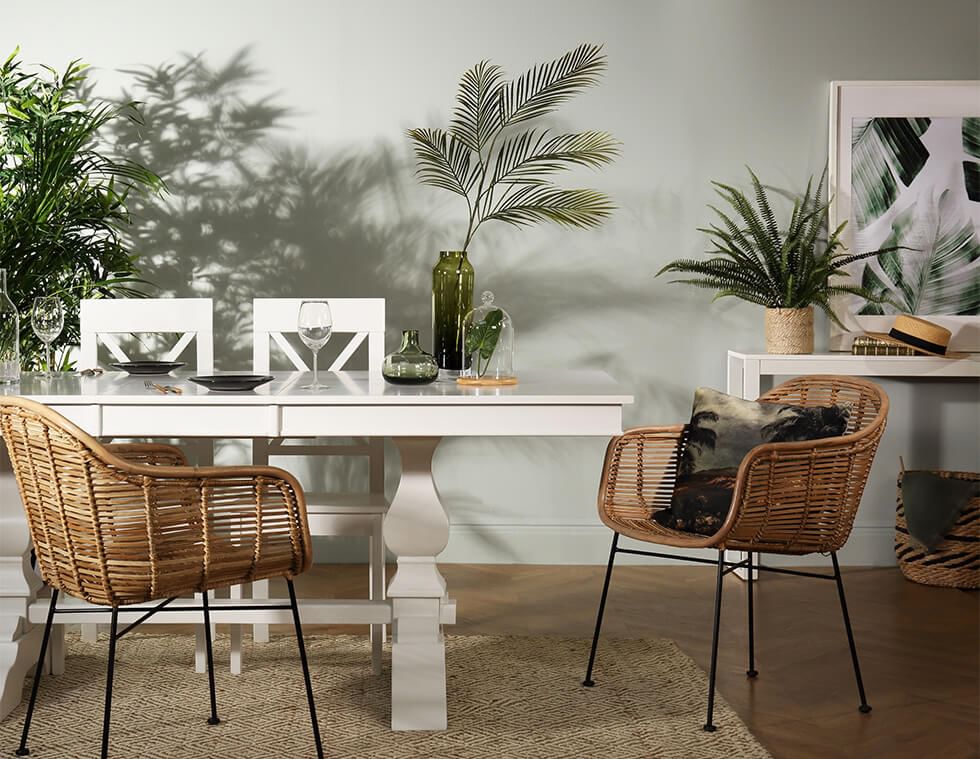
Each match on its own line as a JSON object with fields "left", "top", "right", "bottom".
{"left": 727, "top": 355, "right": 759, "bottom": 581}
{"left": 194, "top": 589, "right": 216, "bottom": 673}
{"left": 726, "top": 353, "right": 745, "bottom": 399}
{"left": 369, "top": 514, "right": 385, "bottom": 676}
{"left": 0, "top": 444, "right": 43, "bottom": 720}
{"left": 46, "top": 622, "right": 65, "bottom": 676}
{"left": 385, "top": 437, "right": 450, "bottom": 731}
{"left": 252, "top": 579, "right": 270, "bottom": 643}
{"left": 229, "top": 583, "right": 243, "bottom": 675}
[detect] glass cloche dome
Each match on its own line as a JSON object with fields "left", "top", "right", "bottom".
{"left": 458, "top": 291, "right": 516, "bottom": 385}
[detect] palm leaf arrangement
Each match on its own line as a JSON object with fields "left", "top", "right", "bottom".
{"left": 0, "top": 50, "right": 163, "bottom": 368}
{"left": 407, "top": 43, "right": 619, "bottom": 251}
{"left": 658, "top": 167, "right": 898, "bottom": 328}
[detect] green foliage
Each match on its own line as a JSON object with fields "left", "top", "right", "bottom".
{"left": 657, "top": 168, "right": 898, "bottom": 327}
{"left": 407, "top": 43, "right": 619, "bottom": 251}
{"left": 850, "top": 117, "right": 931, "bottom": 228}
{"left": 963, "top": 118, "right": 980, "bottom": 203}
{"left": 464, "top": 308, "right": 503, "bottom": 377}
{"left": 0, "top": 50, "right": 163, "bottom": 368}
{"left": 858, "top": 189, "right": 980, "bottom": 316}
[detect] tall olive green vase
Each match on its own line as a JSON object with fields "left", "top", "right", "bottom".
{"left": 431, "top": 250, "right": 474, "bottom": 373}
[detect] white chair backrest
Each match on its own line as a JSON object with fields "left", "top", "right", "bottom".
{"left": 80, "top": 298, "right": 214, "bottom": 372}
{"left": 252, "top": 298, "right": 385, "bottom": 373}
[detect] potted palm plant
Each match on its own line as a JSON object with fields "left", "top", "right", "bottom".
{"left": 408, "top": 43, "right": 619, "bottom": 372}
{"left": 0, "top": 51, "right": 162, "bottom": 370}
{"left": 658, "top": 168, "right": 897, "bottom": 354}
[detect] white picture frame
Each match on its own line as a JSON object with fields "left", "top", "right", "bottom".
{"left": 828, "top": 80, "right": 980, "bottom": 352}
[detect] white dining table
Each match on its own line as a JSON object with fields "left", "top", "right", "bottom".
{"left": 0, "top": 369, "right": 632, "bottom": 730}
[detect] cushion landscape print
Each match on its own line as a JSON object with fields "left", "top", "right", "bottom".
{"left": 653, "top": 388, "right": 851, "bottom": 536}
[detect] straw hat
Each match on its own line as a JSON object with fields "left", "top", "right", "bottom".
{"left": 865, "top": 315, "right": 968, "bottom": 358}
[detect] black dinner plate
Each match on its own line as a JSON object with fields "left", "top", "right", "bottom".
{"left": 188, "top": 374, "right": 274, "bottom": 392}
{"left": 110, "top": 361, "right": 185, "bottom": 375}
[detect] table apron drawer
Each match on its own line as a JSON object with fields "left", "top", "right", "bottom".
{"left": 279, "top": 404, "right": 623, "bottom": 437}
{"left": 98, "top": 405, "right": 278, "bottom": 437}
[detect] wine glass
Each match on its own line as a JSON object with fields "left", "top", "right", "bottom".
{"left": 297, "top": 299, "right": 332, "bottom": 389}
{"left": 32, "top": 296, "right": 64, "bottom": 379}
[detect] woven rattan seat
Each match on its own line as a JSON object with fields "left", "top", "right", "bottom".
{"left": 0, "top": 396, "right": 323, "bottom": 758}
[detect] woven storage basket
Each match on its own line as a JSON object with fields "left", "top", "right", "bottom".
{"left": 895, "top": 469, "right": 980, "bottom": 589}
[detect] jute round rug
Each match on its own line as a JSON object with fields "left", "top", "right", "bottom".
{"left": 0, "top": 634, "right": 770, "bottom": 758}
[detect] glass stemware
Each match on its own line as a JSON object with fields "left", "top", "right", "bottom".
{"left": 297, "top": 299, "right": 332, "bottom": 390}
{"left": 31, "top": 296, "right": 64, "bottom": 379}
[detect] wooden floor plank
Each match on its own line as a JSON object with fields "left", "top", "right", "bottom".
{"left": 200, "top": 563, "right": 980, "bottom": 758}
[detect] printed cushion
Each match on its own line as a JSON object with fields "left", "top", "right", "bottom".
{"left": 653, "top": 388, "right": 850, "bottom": 536}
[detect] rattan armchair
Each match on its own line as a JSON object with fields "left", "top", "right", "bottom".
{"left": 583, "top": 376, "right": 889, "bottom": 731}
{"left": 0, "top": 396, "right": 323, "bottom": 759}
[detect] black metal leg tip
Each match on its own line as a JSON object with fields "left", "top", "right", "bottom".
{"left": 582, "top": 679, "right": 595, "bottom": 688}
{"left": 15, "top": 747, "right": 30, "bottom": 756}
{"left": 859, "top": 704, "right": 872, "bottom": 714}
{"left": 702, "top": 724, "right": 717, "bottom": 733}
{"left": 207, "top": 716, "right": 221, "bottom": 725}
{"left": 746, "top": 669, "right": 759, "bottom": 678}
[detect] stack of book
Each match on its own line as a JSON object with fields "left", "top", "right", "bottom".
{"left": 851, "top": 336, "right": 917, "bottom": 356}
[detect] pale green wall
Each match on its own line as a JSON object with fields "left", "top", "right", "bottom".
{"left": 5, "top": 0, "right": 979, "bottom": 564}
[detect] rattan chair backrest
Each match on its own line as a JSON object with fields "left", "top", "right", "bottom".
{"left": 0, "top": 396, "right": 310, "bottom": 606}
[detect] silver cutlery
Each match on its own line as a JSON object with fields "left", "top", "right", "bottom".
{"left": 144, "top": 380, "right": 183, "bottom": 395}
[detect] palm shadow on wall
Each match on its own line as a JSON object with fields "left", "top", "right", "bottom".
{"left": 109, "top": 48, "right": 448, "bottom": 372}
{"left": 106, "top": 48, "right": 660, "bottom": 554}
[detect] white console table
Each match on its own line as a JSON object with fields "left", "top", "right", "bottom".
{"left": 727, "top": 351, "right": 980, "bottom": 400}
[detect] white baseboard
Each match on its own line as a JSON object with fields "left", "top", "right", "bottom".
{"left": 313, "top": 524, "right": 896, "bottom": 567}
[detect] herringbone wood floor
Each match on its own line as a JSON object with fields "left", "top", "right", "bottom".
{"left": 283, "top": 563, "right": 979, "bottom": 759}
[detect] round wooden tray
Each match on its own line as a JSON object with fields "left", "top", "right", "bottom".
{"left": 456, "top": 376, "right": 519, "bottom": 387}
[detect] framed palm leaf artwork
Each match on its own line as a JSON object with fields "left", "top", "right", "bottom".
{"left": 829, "top": 81, "right": 980, "bottom": 351}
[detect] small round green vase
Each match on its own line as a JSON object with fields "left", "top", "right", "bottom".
{"left": 382, "top": 329, "right": 439, "bottom": 385}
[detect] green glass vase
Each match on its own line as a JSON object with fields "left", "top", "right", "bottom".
{"left": 382, "top": 329, "right": 439, "bottom": 385}
{"left": 431, "top": 250, "right": 474, "bottom": 373}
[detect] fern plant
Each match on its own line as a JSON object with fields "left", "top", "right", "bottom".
{"left": 407, "top": 43, "right": 619, "bottom": 251}
{"left": 658, "top": 168, "right": 897, "bottom": 327}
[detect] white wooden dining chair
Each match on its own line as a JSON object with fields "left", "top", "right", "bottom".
{"left": 77, "top": 297, "right": 215, "bottom": 672}
{"left": 234, "top": 297, "right": 387, "bottom": 674}
{"left": 79, "top": 298, "right": 214, "bottom": 372}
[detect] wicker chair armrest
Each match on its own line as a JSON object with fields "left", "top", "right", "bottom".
{"left": 97, "top": 454, "right": 314, "bottom": 600}
{"left": 103, "top": 442, "right": 188, "bottom": 467}
{"left": 598, "top": 425, "right": 687, "bottom": 523}
{"left": 721, "top": 425, "right": 885, "bottom": 553}
{"left": 0, "top": 396, "right": 313, "bottom": 605}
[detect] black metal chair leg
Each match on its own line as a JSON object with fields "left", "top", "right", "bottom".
{"left": 746, "top": 551, "right": 758, "bottom": 678}
{"left": 201, "top": 592, "right": 221, "bottom": 725}
{"left": 100, "top": 607, "right": 119, "bottom": 759}
{"left": 16, "top": 589, "right": 58, "bottom": 756}
{"left": 287, "top": 579, "right": 324, "bottom": 759}
{"left": 703, "top": 549, "right": 725, "bottom": 732}
{"left": 583, "top": 532, "right": 619, "bottom": 687}
{"left": 831, "top": 553, "right": 871, "bottom": 714}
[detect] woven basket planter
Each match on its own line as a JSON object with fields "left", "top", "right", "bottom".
{"left": 895, "top": 470, "right": 980, "bottom": 589}
{"left": 764, "top": 307, "right": 813, "bottom": 354}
